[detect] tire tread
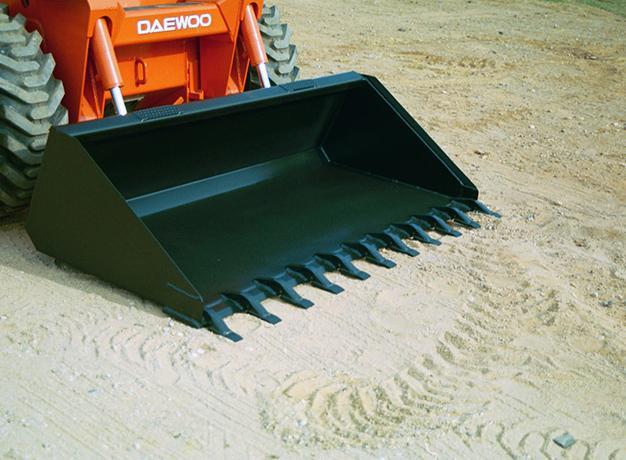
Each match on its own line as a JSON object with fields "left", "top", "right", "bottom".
{"left": 249, "top": 3, "right": 300, "bottom": 87}
{"left": 0, "top": 3, "right": 67, "bottom": 218}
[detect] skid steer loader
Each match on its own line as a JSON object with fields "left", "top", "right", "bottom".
{"left": 1, "top": 0, "right": 499, "bottom": 341}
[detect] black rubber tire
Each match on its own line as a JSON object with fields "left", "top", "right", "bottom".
{"left": 0, "top": 4, "right": 68, "bottom": 219}
{"left": 248, "top": 3, "right": 300, "bottom": 88}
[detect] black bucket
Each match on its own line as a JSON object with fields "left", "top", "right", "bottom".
{"left": 27, "top": 72, "right": 499, "bottom": 341}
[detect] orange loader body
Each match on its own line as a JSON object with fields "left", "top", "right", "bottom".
{"left": 7, "top": 0, "right": 268, "bottom": 123}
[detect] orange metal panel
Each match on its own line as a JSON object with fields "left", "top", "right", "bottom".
{"left": 116, "top": 41, "right": 191, "bottom": 96}
{"left": 115, "top": 3, "right": 228, "bottom": 46}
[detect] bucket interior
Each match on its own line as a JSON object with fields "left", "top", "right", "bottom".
{"left": 77, "top": 83, "right": 462, "bottom": 298}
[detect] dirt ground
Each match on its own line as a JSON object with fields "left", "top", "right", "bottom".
{"left": 1, "top": 0, "right": 625, "bottom": 458}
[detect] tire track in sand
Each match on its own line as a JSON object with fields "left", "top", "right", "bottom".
{"left": 256, "top": 210, "right": 626, "bottom": 455}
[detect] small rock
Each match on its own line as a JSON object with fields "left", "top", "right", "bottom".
{"left": 600, "top": 300, "right": 613, "bottom": 308}
{"left": 87, "top": 389, "right": 98, "bottom": 395}
{"left": 591, "top": 292, "right": 599, "bottom": 298}
{"left": 133, "top": 441, "right": 142, "bottom": 450}
{"left": 574, "top": 239, "right": 588, "bottom": 248}
{"left": 530, "top": 124, "right": 536, "bottom": 130}
{"left": 553, "top": 432, "right": 576, "bottom": 449}
{"left": 0, "top": 315, "right": 7, "bottom": 321}
{"left": 473, "top": 149, "right": 489, "bottom": 157}
{"left": 397, "top": 27, "right": 407, "bottom": 32}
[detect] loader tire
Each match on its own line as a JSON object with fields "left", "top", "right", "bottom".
{"left": 248, "top": 3, "right": 300, "bottom": 88}
{"left": 0, "top": 4, "right": 68, "bottom": 219}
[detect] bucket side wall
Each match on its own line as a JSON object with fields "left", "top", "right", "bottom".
{"left": 26, "top": 130, "right": 206, "bottom": 325}
{"left": 322, "top": 82, "right": 479, "bottom": 199}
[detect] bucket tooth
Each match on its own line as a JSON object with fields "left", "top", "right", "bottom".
{"left": 370, "top": 229, "right": 419, "bottom": 257}
{"left": 417, "top": 214, "right": 462, "bottom": 237}
{"left": 203, "top": 302, "right": 243, "bottom": 342}
{"left": 255, "top": 274, "right": 314, "bottom": 309}
{"left": 224, "top": 288, "right": 281, "bottom": 325}
{"left": 317, "top": 249, "right": 370, "bottom": 280}
{"left": 401, "top": 219, "right": 442, "bottom": 246}
{"left": 454, "top": 199, "right": 501, "bottom": 218}
{"left": 448, "top": 200, "right": 472, "bottom": 213}
{"left": 288, "top": 263, "right": 344, "bottom": 294}
{"left": 345, "top": 236, "right": 396, "bottom": 269}
{"left": 437, "top": 206, "right": 480, "bottom": 229}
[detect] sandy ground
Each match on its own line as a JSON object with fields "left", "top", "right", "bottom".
{"left": 1, "top": 0, "right": 625, "bottom": 458}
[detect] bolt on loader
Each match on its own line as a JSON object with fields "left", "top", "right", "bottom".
{"left": 1, "top": 0, "right": 499, "bottom": 340}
